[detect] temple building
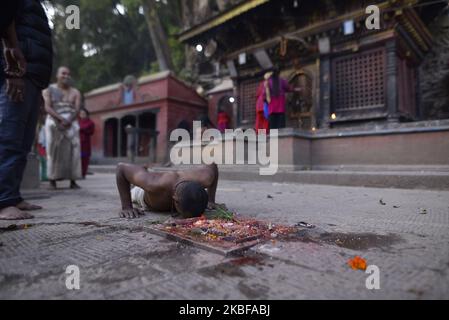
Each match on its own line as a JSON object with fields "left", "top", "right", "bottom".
{"left": 179, "top": 0, "right": 449, "bottom": 171}
{"left": 84, "top": 71, "right": 208, "bottom": 164}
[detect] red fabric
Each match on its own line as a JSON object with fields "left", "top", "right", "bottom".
{"left": 81, "top": 156, "right": 90, "bottom": 177}
{"left": 37, "top": 144, "right": 46, "bottom": 157}
{"left": 79, "top": 118, "right": 95, "bottom": 156}
{"left": 217, "top": 111, "right": 230, "bottom": 133}
{"left": 269, "top": 96, "right": 286, "bottom": 114}
{"left": 255, "top": 81, "right": 269, "bottom": 133}
{"left": 256, "top": 82, "right": 265, "bottom": 112}
{"left": 255, "top": 110, "right": 269, "bottom": 134}
{"left": 263, "top": 78, "right": 293, "bottom": 114}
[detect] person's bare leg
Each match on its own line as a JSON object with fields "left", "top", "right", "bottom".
{"left": 0, "top": 206, "right": 34, "bottom": 220}
{"left": 16, "top": 200, "right": 42, "bottom": 211}
{"left": 116, "top": 162, "right": 162, "bottom": 219}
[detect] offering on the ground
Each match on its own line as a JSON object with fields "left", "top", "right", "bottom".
{"left": 149, "top": 205, "right": 298, "bottom": 251}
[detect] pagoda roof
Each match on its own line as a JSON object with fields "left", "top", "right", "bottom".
{"left": 178, "top": 0, "right": 270, "bottom": 43}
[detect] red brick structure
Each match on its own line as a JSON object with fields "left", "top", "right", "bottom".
{"left": 84, "top": 71, "right": 207, "bottom": 163}
{"left": 206, "top": 78, "right": 235, "bottom": 128}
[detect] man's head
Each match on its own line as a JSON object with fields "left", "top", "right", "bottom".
{"left": 173, "top": 181, "right": 208, "bottom": 218}
{"left": 123, "top": 75, "right": 136, "bottom": 90}
{"left": 80, "top": 108, "right": 89, "bottom": 119}
{"left": 56, "top": 66, "right": 72, "bottom": 87}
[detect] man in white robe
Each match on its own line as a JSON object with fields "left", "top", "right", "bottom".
{"left": 42, "top": 66, "right": 82, "bottom": 189}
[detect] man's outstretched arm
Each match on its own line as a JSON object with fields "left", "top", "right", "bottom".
{"left": 115, "top": 162, "right": 158, "bottom": 218}
{"left": 206, "top": 164, "right": 218, "bottom": 206}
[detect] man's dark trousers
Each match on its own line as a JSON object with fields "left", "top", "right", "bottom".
{"left": 0, "top": 75, "right": 40, "bottom": 209}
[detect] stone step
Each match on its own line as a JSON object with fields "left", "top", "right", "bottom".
{"left": 90, "top": 165, "right": 449, "bottom": 190}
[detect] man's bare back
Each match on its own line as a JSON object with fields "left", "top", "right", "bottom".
{"left": 116, "top": 162, "right": 218, "bottom": 218}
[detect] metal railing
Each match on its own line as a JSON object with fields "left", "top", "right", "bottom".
{"left": 125, "top": 125, "right": 159, "bottom": 163}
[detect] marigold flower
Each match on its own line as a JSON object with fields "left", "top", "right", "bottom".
{"left": 348, "top": 256, "right": 367, "bottom": 270}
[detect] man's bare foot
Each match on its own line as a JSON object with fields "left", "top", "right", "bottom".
{"left": 0, "top": 206, "right": 34, "bottom": 220}
{"left": 16, "top": 200, "right": 42, "bottom": 211}
{"left": 49, "top": 180, "right": 57, "bottom": 190}
{"left": 70, "top": 181, "right": 81, "bottom": 189}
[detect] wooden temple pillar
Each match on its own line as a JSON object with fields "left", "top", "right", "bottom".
{"left": 386, "top": 39, "right": 399, "bottom": 122}
{"left": 117, "top": 117, "right": 123, "bottom": 157}
{"left": 319, "top": 55, "right": 331, "bottom": 129}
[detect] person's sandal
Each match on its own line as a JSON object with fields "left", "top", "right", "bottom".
{"left": 70, "top": 181, "right": 81, "bottom": 189}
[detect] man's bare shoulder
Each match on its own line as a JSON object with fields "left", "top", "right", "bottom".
{"left": 143, "top": 170, "right": 179, "bottom": 191}
{"left": 71, "top": 88, "right": 81, "bottom": 97}
{"left": 157, "top": 170, "right": 180, "bottom": 185}
{"left": 176, "top": 164, "right": 217, "bottom": 185}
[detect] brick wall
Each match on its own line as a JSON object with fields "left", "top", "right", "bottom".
{"left": 167, "top": 101, "right": 207, "bottom": 134}
{"left": 207, "top": 90, "right": 233, "bottom": 127}
{"left": 167, "top": 77, "right": 206, "bottom": 106}
{"left": 85, "top": 74, "right": 207, "bottom": 163}
{"left": 85, "top": 78, "right": 169, "bottom": 114}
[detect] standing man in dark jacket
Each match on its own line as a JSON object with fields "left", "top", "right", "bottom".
{"left": 0, "top": 0, "right": 53, "bottom": 220}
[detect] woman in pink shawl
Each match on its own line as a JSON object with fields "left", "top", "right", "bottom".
{"left": 263, "top": 67, "right": 300, "bottom": 129}
{"left": 255, "top": 72, "right": 271, "bottom": 134}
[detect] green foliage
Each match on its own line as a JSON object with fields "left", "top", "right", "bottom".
{"left": 149, "top": 61, "right": 160, "bottom": 74}
{"left": 47, "top": 0, "right": 185, "bottom": 93}
{"left": 206, "top": 204, "right": 235, "bottom": 221}
{"left": 167, "top": 25, "right": 185, "bottom": 74}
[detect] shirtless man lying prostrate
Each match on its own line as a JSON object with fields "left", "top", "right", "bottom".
{"left": 116, "top": 162, "right": 218, "bottom": 219}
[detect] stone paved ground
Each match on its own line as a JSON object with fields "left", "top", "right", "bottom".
{"left": 0, "top": 173, "right": 448, "bottom": 299}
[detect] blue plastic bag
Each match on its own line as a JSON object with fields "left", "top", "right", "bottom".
{"left": 263, "top": 102, "right": 269, "bottom": 119}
